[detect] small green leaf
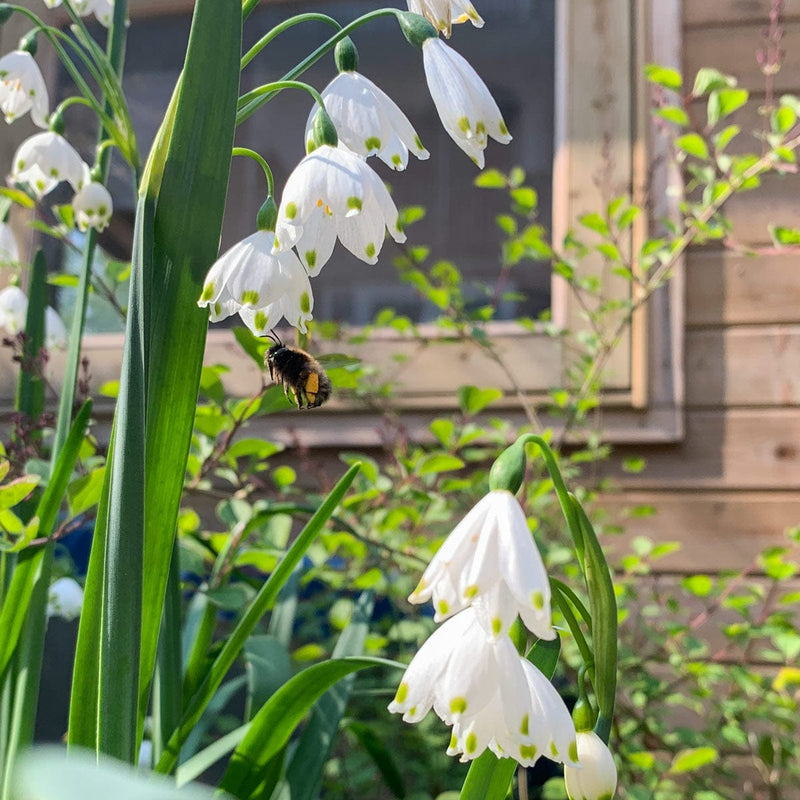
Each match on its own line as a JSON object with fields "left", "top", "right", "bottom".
{"left": 682, "top": 574, "right": 714, "bottom": 597}
{"left": 0, "top": 475, "right": 40, "bottom": 511}
{"left": 457, "top": 386, "right": 503, "bottom": 415}
{"left": 474, "top": 168, "right": 507, "bottom": 188}
{"left": 418, "top": 454, "right": 465, "bottom": 475}
{"left": 510, "top": 187, "right": 537, "bottom": 211}
{"left": 67, "top": 467, "right": 105, "bottom": 516}
{"left": 644, "top": 63, "right": 682, "bottom": 90}
{"left": 233, "top": 325, "right": 268, "bottom": 367}
{"left": 693, "top": 68, "right": 736, "bottom": 96}
{"left": 578, "top": 212, "right": 610, "bottom": 235}
{"left": 676, "top": 133, "right": 710, "bottom": 160}
{"left": 622, "top": 456, "right": 646, "bottom": 474}
{"left": 0, "top": 186, "right": 35, "bottom": 208}
{"left": 656, "top": 106, "right": 689, "bottom": 126}
{"left": 769, "top": 225, "right": 800, "bottom": 246}
{"left": 670, "top": 746, "right": 718, "bottom": 773}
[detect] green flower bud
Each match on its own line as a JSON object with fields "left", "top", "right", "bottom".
{"left": 396, "top": 11, "right": 438, "bottom": 49}
{"left": 310, "top": 106, "right": 338, "bottom": 151}
{"left": 256, "top": 195, "right": 278, "bottom": 232}
{"left": 489, "top": 438, "right": 527, "bottom": 494}
{"left": 334, "top": 37, "right": 359, "bottom": 73}
{"left": 49, "top": 108, "right": 65, "bottom": 136}
{"left": 19, "top": 30, "right": 37, "bottom": 57}
{"left": 572, "top": 694, "right": 596, "bottom": 733}
{"left": 0, "top": 5, "right": 14, "bottom": 25}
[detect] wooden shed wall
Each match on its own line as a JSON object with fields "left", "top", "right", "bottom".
{"left": 604, "top": 0, "right": 800, "bottom": 573}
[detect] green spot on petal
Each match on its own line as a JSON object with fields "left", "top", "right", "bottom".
{"left": 285, "top": 202, "right": 297, "bottom": 220}
{"left": 300, "top": 290, "right": 311, "bottom": 314}
{"left": 365, "top": 242, "right": 376, "bottom": 259}
{"left": 491, "top": 617, "right": 502, "bottom": 636}
{"left": 365, "top": 136, "right": 382, "bottom": 151}
{"left": 98, "top": 205, "right": 107, "bottom": 216}
{"left": 200, "top": 283, "right": 215, "bottom": 302}
{"left": 569, "top": 740, "right": 578, "bottom": 762}
{"left": 532, "top": 590, "right": 545, "bottom": 610}
{"left": 520, "top": 714, "right": 529, "bottom": 736}
{"left": 499, "top": 120, "right": 509, "bottom": 136}
{"left": 448, "top": 732, "right": 458, "bottom": 749}
{"left": 476, "top": 121, "right": 486, "bottom": 136}
{"left": 392, "top": 154, "right": 402, "bottom": 166}
{"left": 550, "top": 742, "right": 559, "bottom": 757}
{"left": 240, "top": 289, "right": 260, "bottom": 305}
{"left": 347, "top": 196, "right": 362, "bottom": 212}
{"left": 463, "top": 584, "right": 478, "bottom": 600}
{"left": 458, "top": 116, "right": 471, "bottom": 134}
{"left": 449, "top": 696, "right": 467, "bottom": 715}
{"left": 254, "top": 310, "right": 268, "bottom": 330}
{"left": 519, "top": 744, "right": 537, "bottom": 760}
{"left": 16, "top": 159, "right": 25, "bottom": 170}
{"left": 305, "top": 250, "right": 316, "bottom": 269}
{"left": 49, "top": 168, "right": 59, "bottom": 178}
{"left": 212, "top": 302, "right": 222, "bottom": 316}
{"left": 414, "top": 135, "right": 424, "bottom": 151}
{"left": 465, "top": 732, "right": 478, "bottom": 754}
{"left": 437, "top": 599, "right": 449, "bottom": 616}
{"left": 395, "top": 682, "right": 408, "bottom": 703}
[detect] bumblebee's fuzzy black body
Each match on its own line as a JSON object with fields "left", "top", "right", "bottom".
{"left": 266, "top": 342, "right": 332, "bottom": 409}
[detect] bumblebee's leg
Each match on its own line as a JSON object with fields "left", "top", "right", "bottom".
{"left": 304, "top": 371, "right": 320, "bottom": 408}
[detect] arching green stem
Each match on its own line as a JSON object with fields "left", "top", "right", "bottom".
{"left": 239, "top": 79, "right": 326, "bottom": 114}
{"left": 550, "top": 577, "right": 593, "bottom": 634}
{"left": 232, "top": 147, "right": 274, "bottom": 196}
{"left": 236, "top": 8, "right": 402, "bottom": 125}
{"left": 550, "top": 580, "right": 593, "bottom": 669}
{"left": 241, "top": 13, "right": 342, "bottom": 69}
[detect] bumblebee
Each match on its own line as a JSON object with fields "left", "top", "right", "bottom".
{"left": 265, "top": 331, "right": 332, "bottom": 409}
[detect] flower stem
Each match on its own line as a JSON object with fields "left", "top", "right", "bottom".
{"left": 231, "top": 147, "right": 274, "bottom": 196}
{"left": 236, "top": 8, "right": 402, "bottom": 125}
{"left": 551, "top": 580, "right": 594, "bottom": 668}
{"left": 239, "top": 79, "right": 327, "bottom": 115}
{"left": 241, "top": 13, "right": 342, "bottom": 69}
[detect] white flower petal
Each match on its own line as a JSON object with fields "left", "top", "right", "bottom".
{"left": 0, "top": 50, "right": 49, "bottom": 128}
{"left": 0, "top": 285, "right": 28, "bottom": 334}
{"left": 11, "top": 132, "right": 88, "bottom": 199}
{"left": 407, "top": 0, "right": 482, "bottom": 36}
{"left": 293, "top": 205, "right": 337, "bottom": 277}
{"left": 0, "top": 223, "right": 20, "bottom": 264}
{"left": 45, "top": 306, "right": 68, "bottom": 349}
{"left": 199, "top": 230, "right": 313, "bottom": 335}
{"left": 565, "top": 731, "right": 618, "bottom": 800}
{"left": 422, "top": 38, "right": 511, "bottom": 168}
{"left": 73, "top": 182, "right": 113, "bottom": 232}
{"left": 47, "top": 577, "right": 83, "bottom": 621}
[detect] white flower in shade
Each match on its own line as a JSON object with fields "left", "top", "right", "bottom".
{"left": 42, "top": 0, "right": 115, "bottom": 26}
{"left": 421, "top": 38, "right": 511, "bottom": 168}
{"left": 11, "top": 132, "right": 88, "bottom": 199}
{"left": 47, "top": 577, "right": 84, "bottom": 621}
{"left": 73, "top": 182, "right": 113, "bottom": 232}
{"left": 565, "top": 731, "right": 618, "bottom": 800}
{"left": 91, "top": 0, "right": 115, "bottom": 26}
{"left": 305, "top": 72, "right": 429, "bottom": 171}
{"left": 0, "top": 50, "right": 49, "bottom": 128}
{"left": 0, "top": 285, "right": 27, "bottom": 334}
{"left": 274, "top": 144, "right": 406, "bottom": 274}
{"left": 0, "top": 223, "right": 19, "bottom": 264}
{"left": 407, "top": 0, "right": 484, "bottom": 37}
{"left": 45, "top": 305, "right": 68, "bottom": 349}
{"left": 388, "top": 608, "right": 577, "bottom": 767}
{"left": 198, "top": 229, "right": 314, "bottom": 334}
{"left": 409, "top": 489, "right": 553, "bottom": 640}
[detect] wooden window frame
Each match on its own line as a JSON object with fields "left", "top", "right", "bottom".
{"left": 0, "top": 0, "right": 685, "bottom": 448}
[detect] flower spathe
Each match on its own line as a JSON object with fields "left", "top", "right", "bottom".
{"left": 73, "top": 182, "right": 113, "bottom": 232}
{"left": 388, "top": 608, "right": 577, "bottom": 767}
{"left": 564, "top": 731, "right": 618, "bottom": 800}
{"left": 198, "top": 229, "right": 314, "bottom": 334}
{"left": 409, "top": 489, "right": 554, "bottom": 640}
{"left": 305, "top": 71, "right": 429, "bottom": 171}
{"left": 11, "top": 132, "right": 88, "bottom": 199}
{"left": 407, "top": 0, "right": 484, "bottom": 37}
{"left": 421, "top": 38, "right": 511, "bottom": 168}
{"left": 0, "top": 50, "right": 49, "bottom": 128}
{"left": 274, "top": 144, "right": 406, "bottom": 274}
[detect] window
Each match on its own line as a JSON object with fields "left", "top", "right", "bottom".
{"left": 1, "top": 0, "right": 684, "bottom": 445}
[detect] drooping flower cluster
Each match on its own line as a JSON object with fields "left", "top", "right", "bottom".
{"left": 43, "top": 0, "right": 116, "bottom": 27}
{"left": 199, "top": 4, "right": 512, "bottom": 339}
{"left": 0, "top": 285, "right": 68, "bottom": 349}
{"left": 389, "top": 489, "right": 579, "bottom": 769}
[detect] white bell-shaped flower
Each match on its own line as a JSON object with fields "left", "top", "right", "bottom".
{"left": 0, "top": 285, "right": 28, "bottom": 334}
{"left": 47, "top": 577, "right": 84, "bottom": 621}
{"left": 45, "top": 305, "right": 68, "bottom": 349}
{"left": 43, "top": 0, "right": 115, "bottom": 26}
{"left": 565, "top": 731, "right": 618, "bottom": 800}
{"left": 388, "top": 608, "right": 577, "bottom": 767}
{"left": 274, "top": 144, "right": 406, "bottom": 274}
{"left": 73, "top": 182, "right": 113, "bottom": 232}
{"left": 409, "top": 489, "right": 553, "bottom": 640}
{"left": 198, "top": 229, "right": 314, "bottom": 334}
{"left": 305, "top": 72, "right": 429, "bottom": 171}
{"left": 0, "top": 223, "right": 20, "bottom": 264}
{"left": 0, "top": 50, "right": 49, "bottom": 128}
{"left": 407, "top": 0, "right": 484, "bottom": 37}
{"left": 11, "top": 132, "right": 88, "bottom": 199}
{"left": 421, "top": 38, "right": 511, "bottom": 168}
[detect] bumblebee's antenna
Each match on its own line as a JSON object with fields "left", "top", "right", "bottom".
{"left": 266, "top": 329, "right": 282, "bottom": 347}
